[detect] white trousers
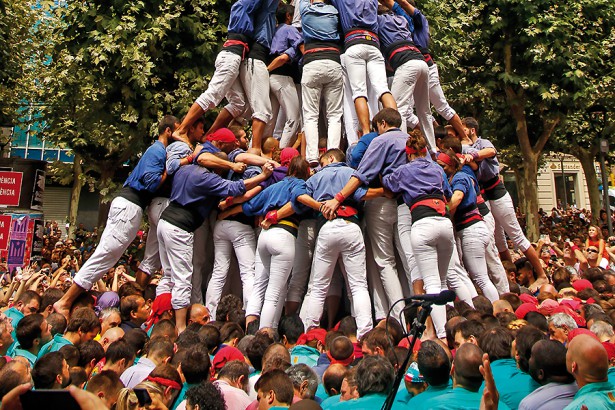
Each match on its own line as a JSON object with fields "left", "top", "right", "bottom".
{"left": 157, "top": 219, "right": 193, "bottom": 310}
{"left": 456, "top": 222, "right": 500, "bottom": 302}
{"left": 482, "top": 211, "right": 510, "bottom": 294}
{"left": 300, "top": 220, "right": 373, "bottom": 338}
{"left": 245, "top": 228, "right": 296, "bottom": 328}
{"left": 205, "top": 220, "right": 256, "bottom": 315}
{"left": 268, "top": 74, "right": 300, "bottom": 148}
{"left": 139, "top": 197, "right": 169, "bottom": 276}
{"left": 395, "top": 204, "right": 418, "bottom": 292}
{"left": 390, "top": 59, "right": 436, "bottom": 150}
{"left": 287, "top": 219, "right": 317, "bottom": 303}
{"left": 74, "top": 197, "right": 142, "bottom": 290}
{"left": 427, "top": 63, "right": 456, "bottom": 122}
{"left": 302, "top": 59, "right": 343, "bottom": 164}
{"left": 343, "top": 43, "right": 390, "bottom": 102}
{"left": 488, "top": 192, "right": 531, "bottom": 252}
{"left": 191, "top": 217, "right": 212, "bottom": 304}
{"left": 364, "top": 197, "right": 404, "bottom": 320}
{"left": 240, "top": 58, "right": 273, "bottom": 124}
{"left": 411, "top": 216, "right": 455, "bottom": 338}
{"left": 195, "top": 51, "right": 245, "bottom": 116}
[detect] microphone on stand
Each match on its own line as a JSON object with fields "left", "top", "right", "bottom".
{"left": 404, "top": 289, "right": 456, "bottom": 306}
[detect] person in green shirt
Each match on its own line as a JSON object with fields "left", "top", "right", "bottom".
{"left": 255, "top": 369, "right": 295, "bottom": 410}
{"left": 12, "top": 313, "right": 52, "bottom": 366}
{"left": 407, "top": 340, "right": 453, "bottom": 409}
{"left": 37, "top": 307, "right": 101, "bottom": 359}
{"left": 564, "top": 334, "right": 615, "bottom": 410}
{"left": 0, "top": 310, "right": 15, "bottom": 356}
{"left": 326, "top": 355, "right": 394, "bottom": 410}
{"left": 4, "top": 290, "right": 41, "bottom": 355}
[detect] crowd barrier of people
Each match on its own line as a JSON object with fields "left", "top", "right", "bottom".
{"left": 2, "top": 0, "right": 615, "bottom": 408}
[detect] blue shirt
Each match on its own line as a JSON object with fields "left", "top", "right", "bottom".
{"left": 519, "top": 382, "right": 578, "bottom": 410}
{"left": 252, "top": 0, "right": 278, "bottom": 48}
{"left": 485, "top": 358, "right": 540, "bottom": 410}
{"left": 462, "top": 137, "right": 499, "bottom": 183}
{"left": 407, "top": 382, "right": 452, "bottom": 409}
{"left": 5, "top": 307, "right": 23, "bottom": 355}
{"left": 300, "top": 0, "right": 341, "bottom": 44}
{"left": 329, "top": 0, "right": 378, "bottom": 34}
{"left": 227, "top": 0, "right": 262, "bottom": 36}
{"left": 383, "top": 158, "right": 451, "bottom": 206}
{"left": 353, "top": 129, "right": 408, "bottom": 185}
{"left": 242, "top": 177, "right": 306, "bottom": 217}
{"left": 166, "top": 141, "right": 192, "bottom": 177}
{"left": 37, "top": 333, "right": 73, "bottom": 359}
{"left": 391, "top": 3, "right": 414, "bottom": 33}
{"left": 325, "top": 393, "right": 387, "bottom": 410}
{"left": 259, "top": 166, "right": 288, "bottom": 190}
{"left": 429, "top": 387, "right": 511, "bottom": 410}
{"left": 12, "top": 347, "right": 37, "bottom": 367}
{"left": 563, "top": 381, "right": 615, "bottom": 410}
{"left": 270, "top": 24, "right": 303, "bottom": 62}
{"left": 450, "top": 171, "right": 478, "bottom": 212}
{"left": 377, "top": 12, "right": 413, "bottom": 50}
{"left": 349, "top": 132, "right": 378, "bottom": 168}
{"left": 124, "top": 141, "right": 166, "bottom": 193}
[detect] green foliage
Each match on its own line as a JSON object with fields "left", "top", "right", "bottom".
{"left": 32, "top": 0, "right": 231, "bottom": 196}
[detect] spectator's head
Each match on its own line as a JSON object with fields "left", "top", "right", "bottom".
{"left": 500, "top": 293, "right": 522, "bottom": 312}
{"left": 417, "top": 340, "right": 451, "bottom": 387}
{"left": 180, "top": 345, "right": 211, "bottom": 384}
{"left": 373, "top": 108, "right": 403, "bottom": 133}
{"left": 175, "top": 329, "right": 203, "bottom": 351}
{"left": 150, "top": 319, "right": 178, "bottom": 342}
{"left": 146, "top": 337, "right": 174, "bottom": 366}
{"left": 340, "top": 367, "right": 359, "bottom": 401}
{"left": 216, "top": 295, "right": 242, "bottom": 322}
{"left": 86, "top": 370, "right": 124, "bottom": 409}
{"left": 16, "top": 313, "right": 52, "bottom": 351}
{"left": 120, "top": 295, "right": 150, "bottom": 326}
{"left": 356, "top": 355, "right": 394, "bottom": 397}
{"left": 323, "top": 363, "right": 347, "bottom": 396}
{"left": 123, "top": 328, "right": 149, "bottom": 357}
{"left": 524, "top": 311, "right": 549, "bottom": 333}
{"left": 246, "top": 333, "right": 274, "bottom": 372}
{"left": 529, "top": 340, "right": 574, "bottom": 385}
{"left": 99, "top": 307, "right": 121, "bottom": 336}
{"left": 286, "top": 364, "right": 318, "bottom": 400}
{"left": 217, "top": 360, "right": 250, "bottom": 393}
{"left": 255, "top": 369, "right": 294, "bottom": 410}
{"left": 360, "top": 327, "right": 392, "bottom": 356}
{"left": 492, "top": 300, "right": 514, "bottom": 315}
{"left": 472, "top": 296, "right": 493, "bottom": 316}
{"left": 32, "top": 351, "right": 70, "bottom": 389}
{"left": 187, "top": 304, "right": 211, "bottom": 326}
{"left": 104, "top": 339, "right": 136, "bottom": 375}
{"left": 376, "top": 317, "right": 404, "bottom": 346}
{"left": 566, "top": 334, "right": 610, "bottom": 388}
{"left": 99, "top": 326, "right": 125, "bottom": 351}
{"left": 338, "top": 316, "right": 358, "bottom": 341}
{"left": 66, "top": 307, "right": 101, "bottom": 345}
{"left": 513, "top": 325, "right": 547, "bottom": 373}
{"left": 145, "top": 364, "right": 183, "bottom": 407}
{"left": 118, "top": 282, "right": 144, "bottom": 299}
{"left": 46, "top": 312, "right": 67, "bottom": 336}
{"left": 0, "top": 360, "right": 32, "bottom": 398}
{"left": 262, "top": 343, "right": 291, "bottom": 373}
{"left": 59, "top": 344, "right": 80, "bottom": 367}
{"left": 279, "top": 315, "right": 304, "bottom": 348}
{"left": 479, "top": 327, "right": 514, "bottom": 362}
{"left": 548, "top": 313, "right": 578, "bottom": 344}
{"left": 329, "top": 336, "right": 354, "bottom": 365}
{"left": 220, "top": 322, "right": 244, "bottom": 347}
{"left": 453, "top": 320, "right": 485, "bottom": 349}
{"left": 198, "top": 325, "right": 220, "bottom": 354}
{"left": 15, "top": 290, "right": 41, "bottom": 316}
{"left": 590, "top": 321, "right": 614, "bottom": 343}
{"left": 451, "top": 343, "right": 484, "bottom": 392}
{"left": 78, "top": 340, "right": 105, "bottom": 375}
{"left": 40, "top": 288, "right": 64, "bottom": 318}
{"left": 185, "top": 382, "right": 226, "bottom": 410}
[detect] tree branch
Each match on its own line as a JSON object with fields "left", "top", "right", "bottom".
{"left": 534, "top": 116, "right": 560, "bottom": 155}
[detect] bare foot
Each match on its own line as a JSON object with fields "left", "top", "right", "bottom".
{"left": 53, "top": 300, "right": 71, "bottom": 320}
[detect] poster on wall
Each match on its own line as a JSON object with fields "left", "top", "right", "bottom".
{"left": 31, "top": 169, "right": 45, "bottom": 211}
{"left": 3, "top": 213, "right": 43, "bottom": 273}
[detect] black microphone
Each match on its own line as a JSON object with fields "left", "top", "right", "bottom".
{"left": 407, "top": 290, "right": 456, "bottom": 306}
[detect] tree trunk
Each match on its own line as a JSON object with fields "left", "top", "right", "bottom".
{"left": 519, "top": 155, "right": 540, "bottom": 241}
{"left": 68, "top": 153, "right": 84, "bottom": 239}
{"left": 576, "top": 146, "right": 601, "bottom": 224}
{"left": 97, "top": 166, "right": 116, "bottom": 228}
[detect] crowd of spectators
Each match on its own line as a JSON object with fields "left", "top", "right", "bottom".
{"left": 0, "top": 207, "right": 614, "bottom": 410}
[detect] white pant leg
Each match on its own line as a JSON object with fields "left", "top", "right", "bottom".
{"left": 287, "top": 219, "right": 317, "bottom": 303}
{"left": 322, "top": 66, "right": 344, "bottom": 151}
{"left": 483, "top": 211, "right": 510, "bottom": 294}
{"left": 395, "top": 203, "right": 419, "bottom": 289}
{"left": 411, "top": 217, "right": 455, "bottom": 338}
{"left": 240, "top": 58, "right": 273, "bottom": 123}
{"left": 364, "top": 198, "right": 403, "bottom": 319}
{"left": 344, "top": 44, "right": 389, "bottom": 102}
{"left": 301, "top": 221, "right": 342, "bottom": 333}
{"left": 195, "top": 51, "right": 243, "bottom": 112}
{"left": 457, "top": 222, "right": 499, "bottom": 302}
{"left": 156, "top": 221, "right": 174, "bottom": 296}
{"left": 205, "top": 221, "right": 234, "bottom": 314}
{"left": 245, "top": 235, "right": 268, "bottom": 318}
{"left": 139, "top": 197, "right": 169, "bottom": 276}
{"left": 427, "top": 63, "right": 456, "bottom": 121}
{"left": 270, "top": 74, "right": 300, "bottom": 148}
{"left": 74, "top": 197, "right": 142, "bottom": 290}
{"left": 258, "top": 228, "right": 296, "bottom": 328}
{"left": 446, "top": 243, "right": 478, "bottom": 306}
{"left": 338, "top": 222, "right": 373, "bottom": 338}
{"left": 233, "top": 223, "right": 257, "bottom": 308}
{"left": 158, "top": 220, "right": 194, "bottom": 310}
{"left": 489, "top": 192, "right": 531, "bottom": 252}
{"left": 341, "top": 54, "right": 360, "bottom": 145}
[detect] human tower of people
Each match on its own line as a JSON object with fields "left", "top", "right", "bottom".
{"left": 51, "top": 0, "right": 551, "bottom": 340}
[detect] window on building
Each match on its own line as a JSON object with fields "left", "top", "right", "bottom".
{"left": 554, "top": 173, "right": 577, "bottom": 208}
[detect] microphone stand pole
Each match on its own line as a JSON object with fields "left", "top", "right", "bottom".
{"left": 381, "top": 301, "right": 433, "bottom": 410}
